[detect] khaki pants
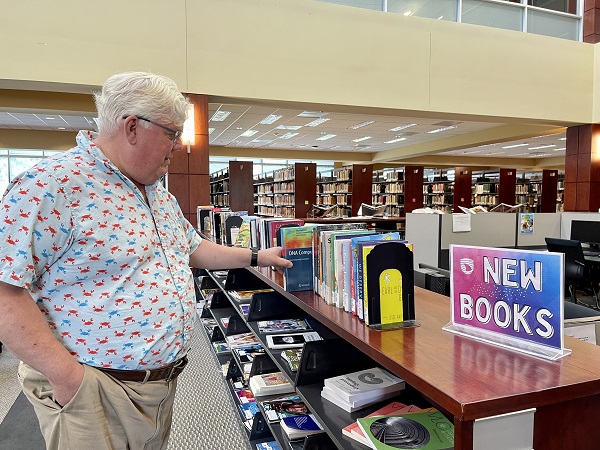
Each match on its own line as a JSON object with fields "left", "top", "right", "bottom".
{"left": 18, "top": 362, "right": 177, "bottom": 450}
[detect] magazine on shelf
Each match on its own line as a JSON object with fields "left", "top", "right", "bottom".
{"left": 357, "top": 409, "right": 454, "bottom": 450}
{"left": 233, "top": 345, "right": 265, "bottom": 363}
{"left": 281, "top": 348, "right": 302, "bottom": 372}
{"left": 255, "top": 441, "right": 282, "bottom": 450}
{"left": 227, "top": 288, "right": 275, "bottom": 303}
{"left": 260, "top": 394, "right": 309, "bottom": 422}
{"left": 257, "top": 318, "right": 311, "bottom": 334}
{"left": 265, "top": 332, "right": 322, "bottom": 349}
{"left": 225, "top": 332, "right": 261, "bottom": 349}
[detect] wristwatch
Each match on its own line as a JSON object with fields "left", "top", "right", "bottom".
{"left": 250, "top": 247, "right": 259, "bottom": 267}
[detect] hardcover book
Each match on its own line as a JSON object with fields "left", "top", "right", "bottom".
{"left": 257, "top": 318, "right": 311, "bottom": 334}
{"left": 255, "top": 441, "right": 282, "bottom": 450}
{"left": 357, "top": 409, "right": 454, "bottom": 450}
{"left": 321, "top": 385, "right": 403, "bottom": 413}
{"left": 260, "top": 394, "right": 309, "bottom": 422}
{"left": 280, "top": 414, "right": 324, "bottom": 441}
{"left": 324, "top": 367, "right": 405, "bottom": 404}
{"left": 281, "top": 225, "right": 317, "bottom": 292}
{"left": 265, "top": 332, "right": 322, "bottom": 349}
{"left": 249, "top": 371, "right": 294, "bottom": 396}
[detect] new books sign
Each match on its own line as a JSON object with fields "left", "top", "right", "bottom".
{"left": 443, "top": 245, "right": 570, "bottom": 360}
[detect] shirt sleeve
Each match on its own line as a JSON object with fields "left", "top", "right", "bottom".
{"left": 0, "top": 170, "right": 74, "bottom": 289}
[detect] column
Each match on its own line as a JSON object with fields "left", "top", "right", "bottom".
{"left": 168, "top": 94, "right": 210, "bottom": 227}
{"left": 564, "top": 124, "right": 600, "bottom": 212}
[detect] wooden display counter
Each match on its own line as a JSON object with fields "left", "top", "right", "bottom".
{"left": 251, "top": 266, "right": 600, "bottom": 450}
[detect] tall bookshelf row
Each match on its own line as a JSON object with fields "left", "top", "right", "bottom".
{"left": 254, "top": 163, "right": 317, "bottom": 218}
{"left": 209, "top": 162, "right": 563, "bottom": 216}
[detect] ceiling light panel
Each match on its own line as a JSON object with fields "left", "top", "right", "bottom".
{"left": 352, "top": 136, "right": 372, "bottom": 142}
{"left": 305, "top": 118, "right": 330, "bottom": 127}
{"left": 210, "top": 110, "right": 232, "bottom": 122}
{"left": 240, "top": 129, "right": 259, "bottom": 137}
{"left": 388, "top": 124, "right": 417, "bottom": 132}
{"left": 349, "top": 120, "right": 375, "bottom": 129}
{"left": 316, "top": 134, "right": 336, "bottom": 141}
{"left": 259, "top": 114, "right": 283, "bottom": 125}
{"left": 427, "top": 125, "right": 457, "bottom": 134}
{"left": 384, "top": 138, "right": 406, "bottom": 144}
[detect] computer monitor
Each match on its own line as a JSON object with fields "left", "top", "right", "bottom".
{"left": 570, "top": 220, "right": 600, "bottom": 252}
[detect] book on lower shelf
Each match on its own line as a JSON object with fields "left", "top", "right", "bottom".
{"left": 321, "top": 367, "right": 405, "bottom": 411}
{"left": 341, "top": 402, "right": 423, "bottom": 446}
{"left": 281, "top": 348, "right": 302, "bottom": 372}
{"left": 265, "top": 332, "right": 322, "bottom": 349}
{"left": 356, "top": 409, "right": 454, "bottom": 450}
{"left": 257, "top": 318, "right": 311, "bottom": 334}
{"left": 249, "top": 372, "right": 295, "bottom": 396}
{"left": 225, "top": 332, "right": 261, "bottom": 349}
{"left": 260, "top": 394, "right": 309, "bottom": 422}
{"left": 228, "top": 288, "right": 275, "bottom": 303}
{"left": 280, "top": 414, "right": 325, "bottom": 441}
{"left": 255, "top": 441, "right": 282, "bottom": 450}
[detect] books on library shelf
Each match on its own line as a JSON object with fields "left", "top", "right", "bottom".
{"left": 225, "top": 332, "right": 261, "bottom": 349}
{"left": 260, "top": 394, "right": 309, "bottom": 422}
{"left": 265, "top": 332, "right": 322, "bottom": 349}
{"left": 281, "top": 348, "right": 302, "bottom": 372}
{"left": 257, "top": 318, "right": 311, "bottom": 334}
{"left": 458, "top": 205, "right": 488, "bottom": 214}
{"left": 281, "top": 224, "right": 318, "bottom": 292}
{"left": 321, "top": 367, "right": 405, "bottom": 412}
{"left": 357, "top": 408, "right": 454, "bottom": 450}
{"left": 255, "top": 441, "right": 282, "bottom": 450}
{"left": 280, "top": 414, "right": 325, "bottom": 441}
{"left": 260, "top": 218, "right": 305, "bottom": 248}
{"left": 238, "top": 401, "right": 261, "bottom": 421}
{"left": 233, "top": 345, "right": 265, "bottom": 363}
{"left": 227, "top": 288, "right": 275, "bottom": 303}
{"left": 211, "top": 341, "right": 229, "bottom": 354}
{"left": 249, "top": 371, "right": 295, "bottom": 396}
{"left": 357, "top": 203, "right": 387, "bottom": 217}
{"left": 342, "top": 402, "right": 423, "bottom": 446}
{"left": 489, "top": 202, "right": 524, "bottom": 213}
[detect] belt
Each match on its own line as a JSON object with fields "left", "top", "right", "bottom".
{"left": 96, "top": 356, "right": 188, "bottom": 383}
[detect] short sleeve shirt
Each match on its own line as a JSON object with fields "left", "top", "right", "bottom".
{"left": 0, "top": 131, "right": 202, "bottom": 370}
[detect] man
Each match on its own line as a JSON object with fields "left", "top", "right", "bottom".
{"left": 0, "top": 72, "right": 292, "bottom": 449}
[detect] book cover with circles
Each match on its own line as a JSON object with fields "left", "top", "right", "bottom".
{"left": 357, "top": 409, "right": 454, "bottom": 450}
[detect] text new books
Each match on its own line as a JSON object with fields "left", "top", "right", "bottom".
{"left": 357, "top": 409, "right": 454, "bottom": 450}
{"left": 322, "top": 367, "right": 405, "bottom": 410}
{"left": 249, "top": 372, "right": 295, "bottom": 396}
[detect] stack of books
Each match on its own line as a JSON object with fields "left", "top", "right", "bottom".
{"left": 321, "top": 367, "right": 405, "bottom": 412}
{"left": 280, "top": 414, "right": 325, "bottom": 441}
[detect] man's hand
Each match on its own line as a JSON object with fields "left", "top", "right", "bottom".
{"left": 49, "top": 361, "right": 85, "bottom": 406}
{"left": 258, "top": 246, "right": 293, "bottom": 273}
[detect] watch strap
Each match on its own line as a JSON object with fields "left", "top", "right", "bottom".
{"left": 250, "top": 247, "right": 259, "bottom": 267}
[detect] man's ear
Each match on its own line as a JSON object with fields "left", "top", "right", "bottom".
{"left": 124, "top": 116, "right": 138, "bottom": 144}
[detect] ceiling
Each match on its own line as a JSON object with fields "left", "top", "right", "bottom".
{"left": 0, "top": 103, "right": 568, "bottom": 167}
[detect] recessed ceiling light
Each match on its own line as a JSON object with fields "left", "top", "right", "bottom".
{"left": 558, "top": 137, "right": 567, "bottom": 141}
{"left": 384, "top": 138, "right": 406, "bottom": 144}
{"left": 298, "top": 111, "right": 328, "bottom": 118}
{"left": 529, "top": 144, "right": 555, "bottom": 150}
{"left": 57, "top": 127, "right": 66, "bottom": 130}
{"left": 553, "top": 147, "right": 566, "bottom": 151}
{"left": 210, "top": 111, "right": 231, "bottom": 122}
{"left": 260, "top": 114, "right": 283, "bottom": 125}
{"left": 349, "top": 120, "right": 375, "bottom": 130}
{"left": 352, "top": 136, "right": 372, "bottom": 143}
{"left": 404, "top": 11, "right": 412, "bottom": 16}
{"left": 502, "top": 143, "right": 529, "bottom": 149}
{"left": 305, "top": 118, "right": 330, "bottom": 127}
{"left": 45, "top": 117, "right": 55, "bottom": 120}
{"left": 388, "top": 124, "right": 416, "bottom": 132}
{"left": 240, "top": 129, "right": 259, "bottom": 137}
{"left": 316, "top": 134, "right": 336, "bottom": 141}
{"left": 280, "top": 132, "right": 299, "bottom": 139}
{"left": 275, "top": 125, "right": 302, "bottom": 130}
{"left": 427, "top": 125, "right": 457, "bottom": 134}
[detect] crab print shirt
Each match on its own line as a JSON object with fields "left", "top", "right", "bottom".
{"left": 0, "top": 131, "right": 202, "bottom": 370}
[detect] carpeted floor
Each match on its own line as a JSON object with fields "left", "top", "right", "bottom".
{"left": 0, "top": 330, "right": 252, "bottom": 450}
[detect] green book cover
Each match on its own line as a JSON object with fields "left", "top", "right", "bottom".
{"left": 357, "top": 409, "right": 453, "bottom": 450}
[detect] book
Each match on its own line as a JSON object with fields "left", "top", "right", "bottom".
{"left": 357, "top": 203, "right": 387, "bottom": 217}
{"left": 281, "top": 224, "right": 317, "bottom": 292}
{"left": 281, "top": 348, "right": 302, "bottom": 372}
{"left": 212, "top": 341, "right": 230, "bottom": 353}
{"left": 267, "top": 218, "right": 305, "bottom": 248}
{"left": 225, "top": 332, "right": 261, "bottom": 349}
{"left": 255, "top": 441, "right": 282, "bottom": 450}
{"left": 238, "top": 401, "right": 260, "bottom": 420}
{"left": 240, "top": 304, "right": 250, "bottom": 316}
{"left": 196, "top": 205, "right": 213, "bottom": 232}
{"left": 321, "top": 385, "right": 403, "bottom": 413}
{"left": 260, "top": 394, "right": 309, "bottom": 422}
{"left": 249, "top": 372, "right": 295, "bottom": 396}
{"left": 280, "top": 414, "right": 324, "bottom": 441}
{"left": 233, "top": 345, "right": 265, "bottom": 363}
{"left": 228, "top": 288, "right": 275, "bottom": 303}
{"left": 265, "top": 332, "right": 322, "bottom": 349}
{"left": 458, "top": 205, "right": 488, "bottom": 214}
{"left": 257, "top": 318, "right": 311, "bottom": 334}
{"left": 357, "top": 409, "right": 454, "bottom": 450}
{"left": 224, "top": 213, "right": 246, "bottom": 246}
{"left": 489, "top": 202, "right": 523, "bottom": 213}
{"left": 342, "top": 401, "right": 414, "bottom": 445}
{"left": 324, "top": 367, "right": 405, "bottom": 404}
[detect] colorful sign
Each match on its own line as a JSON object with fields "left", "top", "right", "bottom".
{"left": 449, "top": 245, "right": 565, "bottom": 354}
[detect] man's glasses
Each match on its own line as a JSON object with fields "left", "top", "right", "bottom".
{"left": 132, "top": 116, "right": 182, "bottom": 144}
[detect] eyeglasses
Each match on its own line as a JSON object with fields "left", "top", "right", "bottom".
{"left": 132, "top": 116, "right": 182, "bottom": 144}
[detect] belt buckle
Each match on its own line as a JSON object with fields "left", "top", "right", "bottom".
{"left": 165, "top": 357, "right": 186, "bottom": 382}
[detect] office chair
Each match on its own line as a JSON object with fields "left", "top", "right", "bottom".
{"left": 545, "top": 237, "right": 600, "bottom": 309}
